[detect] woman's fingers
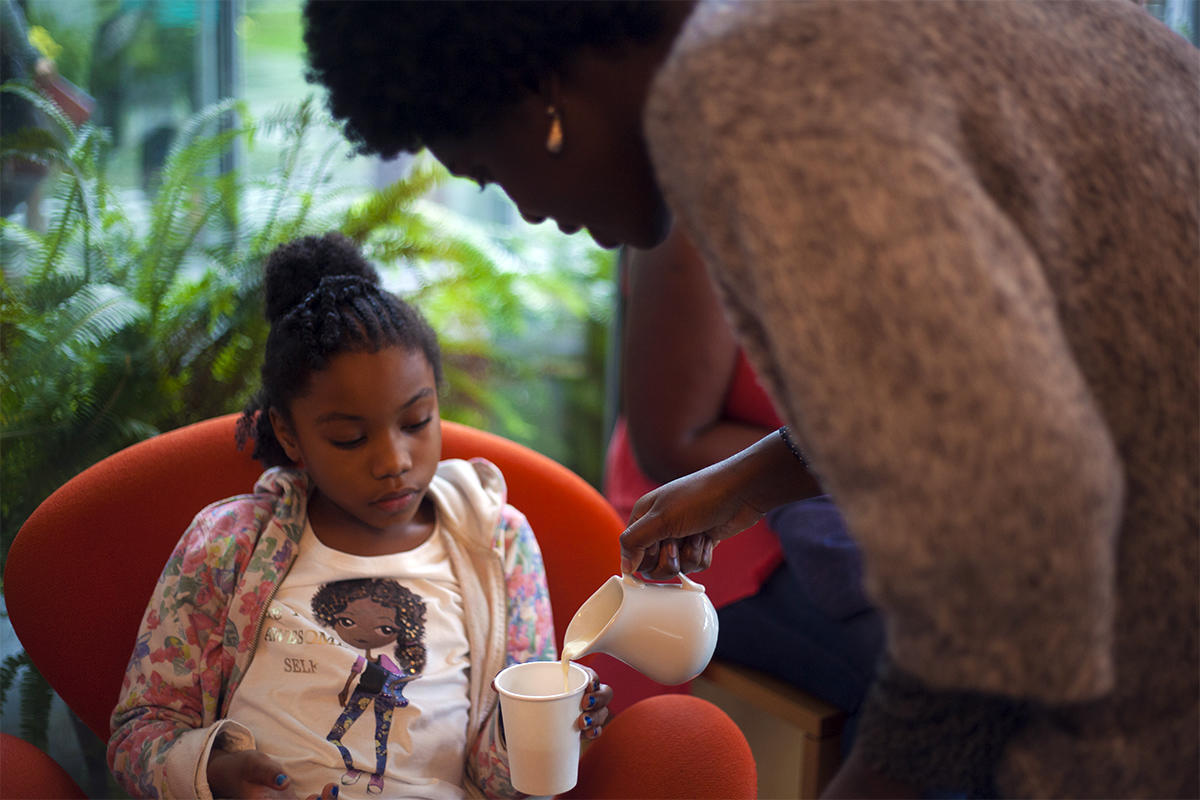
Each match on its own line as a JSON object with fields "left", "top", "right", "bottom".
{"left": 640, "top": 535, "right": 712, "bottom": 580}
{"left": 678, "top": 533, "right": 710, "bottom": 572}
{"left": 620, "top": 479, "right": 713, "bottom": 575}
{"left": 653, "top": 539, "right": 680, "bottom": 577}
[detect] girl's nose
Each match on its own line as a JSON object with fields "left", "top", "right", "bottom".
{"left": 372, "top": 434, "right": 412, "bottom": 479}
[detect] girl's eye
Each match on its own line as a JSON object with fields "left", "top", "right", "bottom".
{"left": 336, "top": 617, "right": 356, "bottom": 629}
{"left": 377, "top": 625, "right": 398, "bottom": 637}
{"left": 330, "top": 436, "right": 366, "bottom": 449}
{"left": 404, "top": 417, "right": 433, "bottom": 433}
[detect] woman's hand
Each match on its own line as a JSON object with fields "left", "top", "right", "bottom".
{"left": 576, "top": 665, "right": 614, "bottom": 740}
{"left": 207, "top": 747, "right": 339, "bottom": 799}
{"left": 620, "top": 431, "right": 817, "bottom": 580}
{"left": 619, "top": 465, "right": 764, "bottom": 580}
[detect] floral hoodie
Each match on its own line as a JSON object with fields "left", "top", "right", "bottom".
{"left": 108, "top": 458, "right": 556, "bottom": 799}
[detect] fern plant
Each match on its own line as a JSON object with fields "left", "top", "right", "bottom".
{"left": 1, "top": 87, "right": 536, "bottom": 562}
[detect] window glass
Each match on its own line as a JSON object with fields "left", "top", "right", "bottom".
{"left": 1145, "top": 0, "right": 1197, "bottom": 44}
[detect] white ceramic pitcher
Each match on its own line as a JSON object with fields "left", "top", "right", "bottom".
{"left": 561, "top": 572, "right": 718, "bottom": 685}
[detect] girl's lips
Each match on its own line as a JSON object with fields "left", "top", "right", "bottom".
{"left": 372, "top": 490, "right": 417, "bottom": 513}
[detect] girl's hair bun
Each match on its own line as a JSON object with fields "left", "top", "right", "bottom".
{"left": 263, "top": 232, "right": 381, "bottom": 322}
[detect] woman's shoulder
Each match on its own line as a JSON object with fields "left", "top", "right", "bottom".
{"left": 658, "top": 1, "right": 801, "bottom": 83}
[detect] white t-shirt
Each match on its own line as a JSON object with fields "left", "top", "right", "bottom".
{"left": 228, "top": 520, "right": 471, "bottom": 799}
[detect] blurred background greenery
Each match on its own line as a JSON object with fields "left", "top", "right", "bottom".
{"left": 1, "top": 1, "right": 617, "bottom": 795}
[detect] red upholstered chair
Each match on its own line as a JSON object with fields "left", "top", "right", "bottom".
{"left": 4, "top": 413, "right": 755, "bottom": 799}
{"left": 0, "top": 733, "right": 86, "bottom": 800}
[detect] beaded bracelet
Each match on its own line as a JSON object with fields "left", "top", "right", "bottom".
{"left": 778, "top": 425, "right": 808, "bottom": 468}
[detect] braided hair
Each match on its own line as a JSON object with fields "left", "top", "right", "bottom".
{"left": 302, "top": 1, "right": 666, "bottom": 159}
{"left": 237, "top": 232, "right": 442, "bottom": 467}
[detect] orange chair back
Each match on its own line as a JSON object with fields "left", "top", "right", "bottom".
{"left": 5, "top": 414, "right": 623, "bottom": 742}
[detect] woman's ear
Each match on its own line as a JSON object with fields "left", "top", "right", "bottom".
{"left": 269, "top": 407, "right": 303, "bottom": 466}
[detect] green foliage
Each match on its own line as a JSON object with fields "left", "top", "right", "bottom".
{"left": 0, "top": 649, "right": 53, "bottom": 751}
{"left": 0, "top": 90, "right": 309, "bottom": 562}
{"left": 475, "top": 224, "right": 616, "bottom": 483}
{"left": 2, "top": 82, "right": 615, "bottom": 576}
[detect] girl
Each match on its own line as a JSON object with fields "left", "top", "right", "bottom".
{"left": 108, "top": 232, "right": 611, "bottom": 799}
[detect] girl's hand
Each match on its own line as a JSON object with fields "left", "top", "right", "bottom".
{"left": 207, "top": 747, "right": 339, "bottom": 799}
{"left": 576, "top": 665, "right": 613, "bottom": 740}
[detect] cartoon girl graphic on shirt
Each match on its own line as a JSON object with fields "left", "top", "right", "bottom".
{"left": 312, "top": 578, "right": 427, "bottom": 795}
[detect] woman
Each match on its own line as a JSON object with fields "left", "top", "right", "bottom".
{"left": 302, "top": 3, "right": 1199, "bottom": 797}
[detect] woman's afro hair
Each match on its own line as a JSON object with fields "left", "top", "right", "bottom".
{"left": 302, "top": 0, "right": 666, "bottom": 159}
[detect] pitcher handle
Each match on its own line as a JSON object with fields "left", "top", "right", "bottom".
{"left": 621, "top": 571, "right": 707, "bottom": 593}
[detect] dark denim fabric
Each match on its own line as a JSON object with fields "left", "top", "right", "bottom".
{"left": 714, "top": 495, "right": 884, "bottom": 752}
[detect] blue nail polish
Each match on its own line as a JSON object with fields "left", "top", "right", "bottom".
{"left": 583, "top": 714, "right": 593, "bottom": 728}
{"left": 587, "top": 695, "right": 596, "bottom": 709}
{"left": 332, "top": 786, "right": 339, "bottom": 798}
{"left": 275, "top": 773, "right": 287, "bottom": 787}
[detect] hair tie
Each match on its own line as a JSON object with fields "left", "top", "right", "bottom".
{"left": 282, "top": 274, "right": 373, "bottom": 323}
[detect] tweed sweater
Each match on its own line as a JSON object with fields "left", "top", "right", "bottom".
{"left": 109, "top": 459, "right": 555, "bottom": 799}
{"left": 645, "top": 1, "right": 1198, "bottom": 796}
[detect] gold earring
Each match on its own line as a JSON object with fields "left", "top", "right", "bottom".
{"left": 545, "top": 105, "right": 563, "bottom": 154}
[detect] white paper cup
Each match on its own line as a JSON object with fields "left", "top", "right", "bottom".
{"left": 494, "top": 661, "right": 589, "bottom": 796}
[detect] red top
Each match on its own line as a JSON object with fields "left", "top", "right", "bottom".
{"left": 603, "top": 351, "right": 785, "bottom": 608}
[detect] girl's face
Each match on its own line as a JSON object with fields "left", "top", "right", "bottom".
{"left": 332, "top": 596, "right": 401, "bottom": 651}
{"left": 427, "top": 77, "right": 671, "bottom": 251}
{"left": 272, "top": 346, "right": 442, "bottom": 544}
